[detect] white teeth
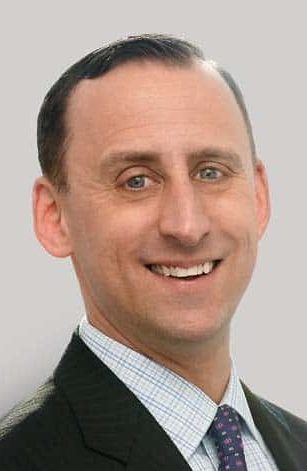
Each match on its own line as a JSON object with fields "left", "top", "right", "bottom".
{"left": 151, "top": 261, "right": 216, "bottom": 278}
{"left": 186, "top": 266, "right": 199, "bottom": 277}
{"left": 171, "top": 267, "right": 186, "bottom": 278}
{"left": 161, "top": 266, "right": 171, "bottom": 276}
{"left": 203, "top": 261, "right": 213, "bottom": 274}
{"left": 170, "top": 266, "right": 178, "bottom": 277}
{"left": 153, "top": 265, "right": 163, "bottom": 275}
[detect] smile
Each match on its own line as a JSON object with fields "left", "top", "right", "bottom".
{"left": 148, "top": 261, "right": 220, "bottom": 279}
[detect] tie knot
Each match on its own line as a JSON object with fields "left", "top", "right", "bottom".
{"left": 209, "top": 405, "right": 246, "bottom": 463}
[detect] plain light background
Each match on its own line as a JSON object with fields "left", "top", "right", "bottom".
{"left": 1, "top": 1, "right": 306, "bottom": 420}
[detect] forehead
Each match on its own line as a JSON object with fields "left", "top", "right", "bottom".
{"left": 65, "top": 60, "right": 252, "bottom": 168}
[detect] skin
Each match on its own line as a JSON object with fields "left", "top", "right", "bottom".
{"left": 33, "top": 60, "right": 270, "bottom": 403}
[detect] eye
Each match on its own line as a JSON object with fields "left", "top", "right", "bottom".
{"left": 198, "top": 166, "right": 223, "bottom": 181}
{"left": 125, "top": 175, "right": 149, "bottom": 190}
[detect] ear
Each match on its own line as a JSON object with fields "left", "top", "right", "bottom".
{"left": 32, "top": 176, "right": 72, "bottom": 258}
{"left": 254, "top": 160, "right": 271, "bottom": 240}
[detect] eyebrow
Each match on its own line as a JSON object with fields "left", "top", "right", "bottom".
{"left": 188, "top": 148, "right": 244, "bottom": 170}
{"left": 99, "top": 147, "right": 244, "bottom": 173}
{"left": 100, "top": 151, "right": 161, "bottom": 172}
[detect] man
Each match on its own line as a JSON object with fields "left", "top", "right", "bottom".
{"left": 0, "top": 34, "right": 306, "bottom": 470}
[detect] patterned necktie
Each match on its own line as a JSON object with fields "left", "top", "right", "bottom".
{"left": 208, "top": 404, "right": 248, "bottom": 470}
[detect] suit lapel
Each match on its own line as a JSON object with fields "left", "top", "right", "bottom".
{"left": 54, "top": 333, "right": 191, "bottom": 471}
{"left": 243, "top": 383, "right": 307, "bottom": 471}
{"left": 55, "top": 333, "right": 307, "bottom": 471}
{"left": 126, "top": 407, "right": 191, "bottom": 471}
{"left": 126, "top": 408, "right": 191, "bottom": 471}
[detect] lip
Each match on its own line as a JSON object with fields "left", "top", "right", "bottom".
{"left": 145, "top": 260, "right": 222, "bottom": 293}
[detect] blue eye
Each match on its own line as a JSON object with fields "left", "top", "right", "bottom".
{"left": 199, "top": 167, "right": 222, "bottom": 180}
{"left": 126, "top": 175, "right": 147, "bottom": 189}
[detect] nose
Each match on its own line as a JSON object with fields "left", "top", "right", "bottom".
{"left": 158, "top": 180, "right": 211, "bottom": 247}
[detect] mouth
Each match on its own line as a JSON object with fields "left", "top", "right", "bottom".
{"left": 146, "top": 260, "right": 221, "bottom": 281}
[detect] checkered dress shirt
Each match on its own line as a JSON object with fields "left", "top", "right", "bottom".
{"left": 79, "top": 317, "right": 278, "bottom": 470}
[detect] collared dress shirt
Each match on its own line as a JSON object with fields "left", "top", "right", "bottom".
{"left": 79, "top": 316, "right": 278, "bottom": 470}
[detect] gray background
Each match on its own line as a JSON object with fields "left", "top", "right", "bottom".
{"left": 1, "top": 1, "right": 306, "bottom": 419}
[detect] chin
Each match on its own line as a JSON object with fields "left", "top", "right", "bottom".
{"left": 148, "top": 310, "right": 231, "bottom": 347}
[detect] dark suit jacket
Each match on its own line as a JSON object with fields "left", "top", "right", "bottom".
{"left": 1, "top": 332, "right": 307, "bottom": 470}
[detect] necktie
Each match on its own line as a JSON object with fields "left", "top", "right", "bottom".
{"left": 208, "top": 404, "right": 248, "bottom": 470}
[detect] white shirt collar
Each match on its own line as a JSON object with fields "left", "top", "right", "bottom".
{"left": 79, "top": 316, "right": 262, "bottom": 461}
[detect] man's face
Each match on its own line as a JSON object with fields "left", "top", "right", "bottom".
{"left": 59, "top": 60, "right": 269, "bottom": 352}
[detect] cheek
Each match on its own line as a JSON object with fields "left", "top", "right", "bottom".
{"left": 68, "top": 197, "right": 153, "bottom": 268}
{"left": 212, "top": 189, "right": 259, "bottom": 271}
{"left": 215, "top": 185, "right": 259, "bottom": 233}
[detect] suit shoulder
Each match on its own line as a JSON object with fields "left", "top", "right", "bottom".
{"left": 259, "top": 396, "right": 307, "bottom": 429}
{"left": 0, "top": 378, "right": 77, "bottom": 468}
{"left": 0, "top": 378, "right": 55, "bottom": 437}
{"left": 257, "top": 394, "right": 307, "bottom": 449}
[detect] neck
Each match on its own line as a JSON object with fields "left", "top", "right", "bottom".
{"left": 87, "top": 309, "right": 232, "bottom": 404}
{"left": 139, "top": 325, "right": 232, "bottom": 404}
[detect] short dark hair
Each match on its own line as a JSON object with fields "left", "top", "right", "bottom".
{"left": 37, "top": 34, "right": 256, "bottom": 192}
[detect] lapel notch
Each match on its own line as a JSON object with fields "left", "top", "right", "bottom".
{"left": 54, "top": 333, "right": 142, "bottom": 464}
{"left": 54, "top": 333, "right": 191, "bottom": 470}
